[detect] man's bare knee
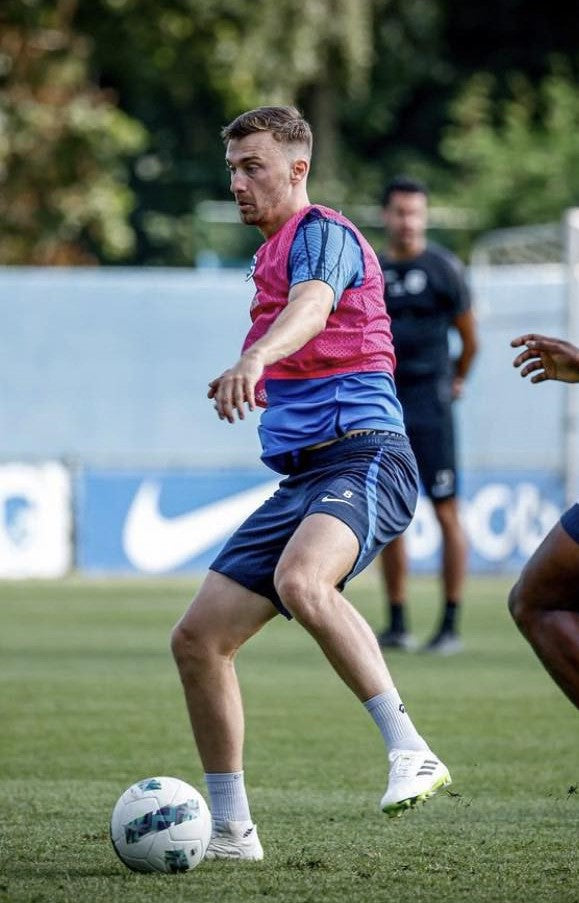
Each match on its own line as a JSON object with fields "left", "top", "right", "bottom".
{"left": 274, "top": 567, "right": 326, "bottom": 627}
{"left": 170, "top": 610, "right": 237, "bottom": 673}
{"left": 508, "top": 579, "right": 537, "bottom": 634}
{"left": 508, "top": 582, "right": 524, "bottom": 625}
{"left": 171, "top": 618, "right": 209, "bottom": 671}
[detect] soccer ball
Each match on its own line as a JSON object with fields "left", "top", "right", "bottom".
{"left": 110, "top": 776, "right": 212, "bottom": 873}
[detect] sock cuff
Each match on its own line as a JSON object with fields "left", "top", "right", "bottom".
{"left": 205, "top": 771, "right": 244, "bottom": 785}
{"left": 204, "top": 770, "right": 251, "bottom": 823}
{"left": 363, "top": 689, "right": 399, "bottom": 713}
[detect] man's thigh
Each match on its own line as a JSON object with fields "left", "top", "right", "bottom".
{"left": 175, "top": 570, "right": 278, "bottom": 650}
{"left": 303, "top": 437, "right": 418, "bottom": 583}
{"left": 209, "top": 481, "right": 306, "bottom": 618}
{"left": 517, "top": 516, "right": 579, "bottom": 612}
{"left": 211, "top": 435, "right": 418, "bottom": 615}
{"left": 275, "top": 512, "right": 360, "bottom": 589}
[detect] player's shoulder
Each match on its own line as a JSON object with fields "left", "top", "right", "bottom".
{"left": 308, "top": 203, "right": 340, "bottom": 218}
{"left": 304, "top": 204, "right": 359, "bottom": 230}
{"left": 295, "top": 206, "right": 363, "bottom": 249}
{"left": 423, "top": 241, "right": 466, "bottom": 279}
{"left": 300, "top": 204, "right": 337, "bottom": 223}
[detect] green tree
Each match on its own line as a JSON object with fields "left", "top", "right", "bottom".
{"left": 211, "top": 0, "right": 373, "bottom": 195}
{"left": 440, "top": 62, "right": 579, "bottom": 231}
{"left": 4, "top": 0, "right": 578, "bottom": 265}
{"left": 73, "top": 0, "right": 375, "bottom": 262}
{"left": 0, "top": 1, "right": 146, "bottom": 264}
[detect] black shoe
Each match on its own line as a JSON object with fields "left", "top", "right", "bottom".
{"left": 377, "top": 629, "right": 417, "bottom": 651}
{"left": 421, "top": 630, "right": 463, "bottom": 655}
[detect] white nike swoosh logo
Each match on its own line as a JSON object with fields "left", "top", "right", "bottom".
{"left": 123, "top": 479, "right": 279, "bottom": 573}
{"left": 321, "top": 495, "right": 355, "bottom": 506}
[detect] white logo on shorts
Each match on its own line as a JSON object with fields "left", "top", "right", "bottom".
{"left": 431, "top": 469, "right": 455, "bottom": 499}
{"left": 321, "top": 494, "right": 355, "bottom": 506}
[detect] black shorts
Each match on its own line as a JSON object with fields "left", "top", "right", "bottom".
{"left": 210, "top": 433, "right": 419, "bottom": 618}
{"left": 561, "top": 503, "right": 579, "bottom": 544}
{"left": 396, "top": 377, "right": 457, "bottom": 502}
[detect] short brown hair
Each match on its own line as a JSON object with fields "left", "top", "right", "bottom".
{"left": 221, "top": 106, "right": 313, "bottom": 156}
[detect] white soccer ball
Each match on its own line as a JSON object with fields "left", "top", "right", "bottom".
{"left": 110, "top": 776, "right": 212, "bottom": 873}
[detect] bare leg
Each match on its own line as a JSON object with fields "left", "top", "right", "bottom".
{"left": 377, "top": 536, "right": 412, "bottom": 645}
{"left": 508, "top": 522, "right": 579, "bottom": 708}
{"left": 380, "top": 535, "right": 408, "bottom": 607}
{"left": 273, "top": 511, "right": 454, "bottom": 815}
{"left": 275, "top": 513, "right": 394, "bottom": 700}
{"left": 171, "top": 571, "right": 278, "bottom": 772}
{"left": 434, "top": 497, "right": 467, "bottom": 604}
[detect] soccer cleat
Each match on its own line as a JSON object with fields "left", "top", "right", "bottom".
{"left": 204, "top": 821, "right": 264, "bottom": 861}
{"left": 381, "top": 749, "right": 451, "bottom": 817}
{"left": 421, "top": 630, "right": 463, "bottom": 655}
{"left": 377, "top": 628, "right": 417, "bottom": 651}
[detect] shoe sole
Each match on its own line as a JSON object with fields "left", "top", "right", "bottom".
{"left": 205, "top": 847, "right": 264, "bottom": 862}
{"left": 382, "top": 772, "right": 452, "bottom": 818}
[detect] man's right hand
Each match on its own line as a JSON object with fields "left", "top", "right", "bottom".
{"left": 511, "top": 334, "right": 579, "bottom": 384}
{"left": 208, "top": 349, "right": 265, "bottom": 422}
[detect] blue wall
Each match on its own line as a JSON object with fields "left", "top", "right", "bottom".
{"left": 0, "top": 264, "right": 570, "bottom": 475}
{"left": 0, "top": 264, "right": 573, "bottom": 577}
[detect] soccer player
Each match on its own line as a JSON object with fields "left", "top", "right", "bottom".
{"left": 376, "top": 176, "right": 478, "bottom": 654}
{"left": 171, "top": 107, "right": 451, "bottom": 861}
{"left": 509, "top": 333, "right": 579, "bottom": 708}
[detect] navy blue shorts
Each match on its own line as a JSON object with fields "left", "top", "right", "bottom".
{"left": 397, "top": 377, "right": 457, "bottom": 501}
{"left": 561, "top": 503, "right": 579, "bottom": 544}
{"left": 210, "top": 433, "right": 419, "bottom": 618}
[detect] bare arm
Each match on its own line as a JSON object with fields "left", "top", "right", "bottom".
{"left": 511, "top": 333, "right": 579, "bottom": 384}
{"left": 451, "top": 309, "right": 479, "bottom": 399}
{"left": 208, "top": 280, "right": 335, "bottom": 423}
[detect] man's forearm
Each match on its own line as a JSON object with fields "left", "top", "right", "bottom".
{"left": 454, "top": 349, "right": 476, "bottom": 381}
{"left": 244, "top": 294, "right": 330, "bottom": 368}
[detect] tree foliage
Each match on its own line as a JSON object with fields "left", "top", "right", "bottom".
{"left": 441, "top": 62, "right": 579, "bottom": 230}
{"left": 74, "top": 0, "right": 376, "bottom": 262}
{"left": 1, "top": 0, "right": 577, "bottom": 265}
{"left": 0, "top": 0, "right": 146, "bottom": 264}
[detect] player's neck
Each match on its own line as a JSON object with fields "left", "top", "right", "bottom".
{"left": 387, "top": 238, "right": 426, "bottom": 261}
{"left": 259, "top": 193, "right": 311, "bottom": 239}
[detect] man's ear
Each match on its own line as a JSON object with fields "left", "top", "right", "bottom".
{"left": 290, "top": 157, "right": 309, "bottom": 185}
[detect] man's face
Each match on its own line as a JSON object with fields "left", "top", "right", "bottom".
{"left": 383, "top": 190, "right": 428, "bottom": 254}
{"left": 226, "top": 132, "right": 304, "bottom": 234}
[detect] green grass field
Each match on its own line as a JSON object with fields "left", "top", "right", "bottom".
{"left": 1, "top": 573, "right": 577, "bottom": 903}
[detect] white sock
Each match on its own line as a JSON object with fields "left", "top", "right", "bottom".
{"left": 364, "top": 688, "right": 429, "bottom": 752}
{"left": 204, "top": 771, "right": 252, "bottom": 829}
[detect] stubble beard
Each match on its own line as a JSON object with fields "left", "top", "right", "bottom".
{"left": 238, "top": 183, "right": 289, "bottom": 231}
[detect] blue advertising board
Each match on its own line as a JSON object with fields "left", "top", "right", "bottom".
{"left": 407, "top": 470, "right": 564, "bottom": 573}
{"left": 75, "top": 468, "right": 279, "bottom": 574}
{"left": 75, "top": 467, "right": 566, "bottom": 576}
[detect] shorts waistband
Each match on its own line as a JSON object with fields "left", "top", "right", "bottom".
{"left": 297, "top": 430, "right": 408, "bottom": 468}
{"left": 303, "top": 428, "right": 399, "bottom": 452}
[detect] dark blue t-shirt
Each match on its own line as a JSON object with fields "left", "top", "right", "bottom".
{"left": 378, "top": 242, "right": 471, "bottom": 381}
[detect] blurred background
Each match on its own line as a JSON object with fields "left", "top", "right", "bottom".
{"left": 1, "top": 0, "right": 578, "bottom": 579}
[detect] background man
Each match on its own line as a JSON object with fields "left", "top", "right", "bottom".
{"left": 509, "top": 332, "right": 579, "bottom": 708}
{"left": 171, "top": 108, "right": 450, "bottom": 862}
{"left": 377, "top": 176, "right": 479, "bottom": 654}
